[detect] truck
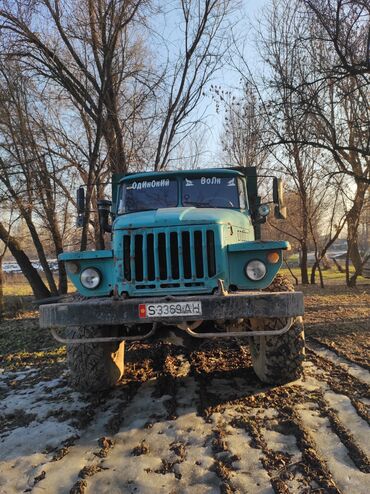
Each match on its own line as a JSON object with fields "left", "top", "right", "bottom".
{"left": 39, "top": 167, "right": 305, "bottom": 392}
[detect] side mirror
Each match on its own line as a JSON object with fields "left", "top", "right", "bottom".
{"left": 273, "top": 177, "right": 287, "bottom": 219}
{"left": 77, "top": 187, "right": 85, "bottom": 214}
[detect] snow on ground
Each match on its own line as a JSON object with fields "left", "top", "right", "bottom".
{"left": 0, "top": 336, "right": 369, "bottom": 494}
{"left": 0, "top": 371, "right": 84, "bottom": 493}
{"left": 296, "top": 403, "right": 369, "bottom": 493}
{"left": 308, "top": 344, "right": 370, "bottom": 385}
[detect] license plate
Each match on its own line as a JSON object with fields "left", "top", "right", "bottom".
{"left": 139, "top": 301, "right": 202, "bottom": 318}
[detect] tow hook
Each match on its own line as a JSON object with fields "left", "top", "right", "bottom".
{"left": 216, "top": 279, "right": 228, "bottom": 296}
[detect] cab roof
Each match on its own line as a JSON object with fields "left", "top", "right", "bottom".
{"left": 120, "top": 168, "right": 244, "bottom": 183}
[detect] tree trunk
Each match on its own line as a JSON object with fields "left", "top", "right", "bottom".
{"left": 0, "top": 256, "right": 4, "bottom": 321}
{"left": 25, "top": 219, "right": 58, "bottom": 294}
{"left": 58, "top": 259, "right": 68, "bottom": 294}
{"left": 300, "top": 241, "right": 309, "bottom": 284}
{"left": 346, "top": 182, "right": 367, "bottom": 286}
{"left": 0, "top": 183, "right": 59, "bottom": 295}
{"left": 0, "top": 223, "right": 51, "bottom": 299}
{"left": 332, "top": 257, "right": 344, "bottom": 273}
{"left": 284, "top": 259, "right": 299, "bottom": 285}
{"left": 310, "top": 260, "right": 325, "bottom": 288}
{"left": 317, "top": 263, "right": 324, "bottom": 288}
{"left": 40, "top": 180, "right": 68, "bottom": 294}
{"left": 80, "top": 183, "right": 93, "bottom": 251}
{"left": 48, "top": 221, "right": 67, "bottom": 294}
{"left": 310, "top": 261, "right": 318, "bottom": 284}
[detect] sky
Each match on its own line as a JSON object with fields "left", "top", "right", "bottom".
{"left": 190, "top": 0, "right": 269, "bottom": 167}
{"left": 144, "top": 0, "right": 269, "bottom": 168}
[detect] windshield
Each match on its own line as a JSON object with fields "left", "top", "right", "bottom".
{"left": 182, "top": 176, "right": 241, "bottom": 209}
{"left": 118, "top": 178, "right": 178, "bottom": 213}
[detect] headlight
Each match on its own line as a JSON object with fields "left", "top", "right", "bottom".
{"left": 245, "top": 260, "right": 266, "bottom": 281}
{"left": 80, "top": 268, "right": 101, "bottom": 289}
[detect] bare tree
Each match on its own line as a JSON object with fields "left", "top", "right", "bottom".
{"left": 291, "top": 25, "right": 370, "bottom": 285}
{"left": 0, "top": 69, "right": 60, "bottom": 294}
{"left": 0, "top": 0, "right": 149, "bottom": 170}
{"left": 246, "top": 0, "right": 369, "bottom": 286}
{"left": 153, "top": 0, "right": 232, "bottom": 169}
{"left": 0, "top": 0, "right": 156, "bottom": 251}
{"left": 308, "top": 178, "right": 347, "bottom": 287}
{"left": 0, "top": 0, "right": 233, "bottom": 252}
{"left": 302, "top": 0, "right": 370, "bottom": 79}
{"left": 213, "top": 82, "right": 268, "bottom": 169}
{"left": 0, "top": 61, "right": 83, "bottom": 293}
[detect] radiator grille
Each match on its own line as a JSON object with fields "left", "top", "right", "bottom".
{"left": 123, "top": 229, "right": 216, "bottom": 285}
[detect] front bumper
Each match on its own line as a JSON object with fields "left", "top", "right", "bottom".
{"left": 39, "top": 291, "right": 304, "bottom": 328}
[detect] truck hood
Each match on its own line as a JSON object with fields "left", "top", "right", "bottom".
{"left": 113, "top": 207, "right": 249, "bottom": 230}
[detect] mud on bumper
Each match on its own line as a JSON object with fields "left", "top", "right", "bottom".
{"left": 39, "top": 291, "right": 304, "bottom": 328}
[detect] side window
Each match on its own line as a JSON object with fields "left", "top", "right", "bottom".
{"left": 238, "top": 179, "right": 246, "bottom": 209}
{"left": 118, "top": 186, "right": 126, "bottom": 214}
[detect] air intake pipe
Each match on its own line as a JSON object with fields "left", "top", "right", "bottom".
{"left": 98, "top": 199, "right": 112, "bottom": 233}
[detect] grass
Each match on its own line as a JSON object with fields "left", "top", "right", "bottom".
{"left": 0, "top": 309, "right": 65, "bottom": 371}
{"left": 2, "top": 273, "right": 75, "bottom": 319}
{"left": 280, "top": 267, "right": 367, "bottom": 285}
{"left": 2, "top": 265, "right": 368, "bottom": 303}
{"left": 3, "top": 280, "right": 34, "bottom": 297}
{"left": 2, "top": 273, "right": 76, "bottom": 296}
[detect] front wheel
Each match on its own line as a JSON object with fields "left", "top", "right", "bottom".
{"left": 250, "top": 317, "right": 305, "bottom": 384}
{"left": 67, "top": 326, "right": 125, "bottom": 392}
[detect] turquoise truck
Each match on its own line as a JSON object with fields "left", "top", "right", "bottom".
{"left": 39, "top": 167, "right": 305, "bottom": 391}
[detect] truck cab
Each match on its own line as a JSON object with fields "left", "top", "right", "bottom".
{"left": 61, "top": 168, "right": 288, "bottom": 298}
{"left": 40, "top": 167, "right": 305, "bottom": 392}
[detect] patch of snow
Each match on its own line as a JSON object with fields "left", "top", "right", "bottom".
{"left": 308, "top": 345, "right": 370, "bottom": 385}
{"left": 324, "top": 390, "right": 370, "bottom": 458}
{"left": 216, "top": 409, "right": 274, "bottom": 494}
{"left": 296, "top": 404, "right": 369, "bottom": 493}
{"left": 0, "top": 452, "right": 47, "bottom": 494}
{"left": 0, "top": 373, "right": 87, "bottom": 493}
{"left": 32, "top": 393, "right": 125, "bottom": 494}
{"left": 87, "top": 378, "right": 221, "bottom": 494}
{"left": 299, "top": 372, "right": 370, "bottom": 458}
{"left": 0, "top": 419, "right": 77, "bottom": 459}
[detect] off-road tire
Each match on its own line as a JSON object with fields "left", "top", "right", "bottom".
{"left": 250, "top": 317, "right": 305, "bottom": 384}
{"left": 249, "top": 275, "right": 305, "bottom": 384}
{"left": 67, "top": 326, "right": 125, "bottom": 392}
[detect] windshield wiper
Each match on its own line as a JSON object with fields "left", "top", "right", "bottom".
{"left": 185, "top": 201, "right": 213, "bottom": 208}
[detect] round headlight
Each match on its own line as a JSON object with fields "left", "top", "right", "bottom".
{"left": 245, "top": 260, "right": 266, "bottom": 281}
{"left": 80, "top": 268, "right": 101, "bottom": 289}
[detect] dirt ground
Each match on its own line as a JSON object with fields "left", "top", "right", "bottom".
{"left": 0, "top": 285, "right": 369, "bottom": 494}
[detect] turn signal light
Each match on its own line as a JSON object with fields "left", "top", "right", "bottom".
{"left": 267, "top": 252, "right": 280, "bottom": 264}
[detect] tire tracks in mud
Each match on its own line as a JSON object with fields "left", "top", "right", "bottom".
{"left": 33, "top": 343, "right": 192, "bottom": 493}
{"left": 308, "top": 336, "right": 370, "bottom": 373}
{"left": 305, "top": 342, "right": 370, "bottom": 424}
{"left": 198, "top": 338, "right": 369, "bottom": 492}
{"left": 31, "top": 383, "right": 139, "bottom": 494}
{"left": 193, "top": 369, "right": 341, "bottom": 493}
{"left": 189, "top": 340, "right": 369, "bottom": 494}
{"left": 3, "top": 337, "right": 370, "bottom": 494}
